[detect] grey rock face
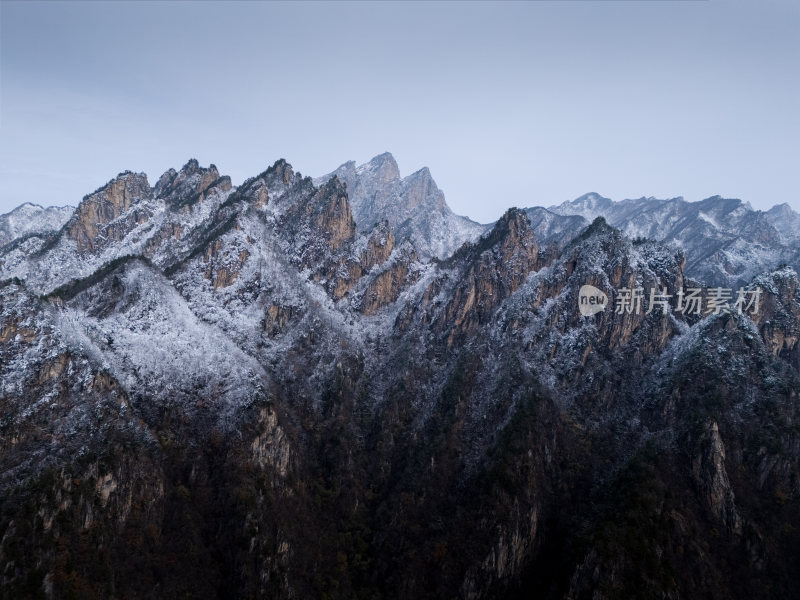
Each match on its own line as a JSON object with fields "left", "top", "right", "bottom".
{"left": 316, "top": 152, "right": 487, "bottom": 259}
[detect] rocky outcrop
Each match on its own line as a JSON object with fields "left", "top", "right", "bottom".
{"left": 433, "top": 208, "right": 539, "bottom": 346}
{"left": 563, "top": 220, "right": 685, "bottom": 354}
{"left": 270, "top": 175, "right": 418, "bottom": 306}
{"left": 66, "top": 171, "right": 152, "bottom": 252}
{"left": 283, "top": 175, "right": 357, "bottom": 269}
{"left": 154, "top": 158, "right": 228, "bottom": 209}
{"left": 310, "top": 177, "right": 356, "bottom": 252}
{"left": 361, "top": 220, "right": 395, "bottom": 269}
{"left": 749, "top": 267, "right": 800, "bottom": 367}
{"left": 264, "top": 303, "right": 294, "bottom": 337}
{"left": 203, "top": 238, "right": 250, "bottom": 290}
{"left": 143, "top": 221, "right": 185, "bottom": 257}
{"left": 316, "top": 153, "right": 486, "bottom": 259}
{"left": 461, "top": 503, "right": 539, "bottom": 600}
{"left": 250, "top": 407, "right": 291, "bottom": 478}
{"left": 691, "top": 421, "right": 742, "bottom": 534}
{"left": 360, "top": 244, "right": 418, "bottom": 315}
{"left": 320, "top": 221, "right": 404, "bottom": 302}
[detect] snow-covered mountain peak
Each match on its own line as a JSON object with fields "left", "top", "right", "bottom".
{"left": 65, "top": 171, "right": 153, "bottom": 252}
{"left": 540, "top": 191, "right": 799, "bottom": 287}
{"left": 768, "top": 202, "right": 795, "bottom": 215}
{"left": 356, "top": 151, "right": 401, "bottom": 183}
{"left": 695, "top": 194, "right": 745, "bottom": 212}
{"left": 0, "top": 202, "right": 75, "bottom": 249}
{"left": 576, "top": 191, "right": 609, "bottom": 204}
{"left": 552, "top": 192, "right": 614, "bottom": 221}
{"left": 154, "top": 159, "right": 223, "bottom": 208}
{"left": 765, "top": 201, "right": 800, "bottom": 243}
{"left": 398, "top": 166, "right": 444, "bottom": 211}
{"left": 316, "top": 153, "right": 486, "bottom": 260}
{"left": 9, "top": 202, "right": 45, "bottom": 215}
{"left": 87, "top": 170, "right": 150, "bottom": 198}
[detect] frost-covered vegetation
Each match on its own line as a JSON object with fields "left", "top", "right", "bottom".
{"left": 1, "top": 156, "right": 799, "bottom": 599}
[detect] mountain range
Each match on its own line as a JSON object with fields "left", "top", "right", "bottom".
{"left": 4, "top": 155, "right": 799, "bottom": 289}
{"left": 1, "top": 154, "right": 799, "bottom": 599}
{"left": 545, "top": 192, "right": 800, "bottom": 287}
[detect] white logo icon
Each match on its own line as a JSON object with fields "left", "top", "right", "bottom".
{"left": 578, "top": 285, "right": 608, "bottom": 316}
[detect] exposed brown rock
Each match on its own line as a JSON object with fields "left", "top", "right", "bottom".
{"left": 0, "top": 318, "right": 37, "bottom": 344}
{"left": 360, "top": 248, "right": 418, "bottom": 316}
{"left": 692, "top": 421, "right": 742, "bottom": 534}
{"left": 323, "top": 222, "right": 398, "bottom": 301}
{"left": 362, "top": 222, "right": 394, "bottom": 270}
{"left": 436, "top": 208, "right": 539, "bottom": 346}
{"left": 66, "top": 172, "right": 151, "bottom": 252}
{"left": 749, "top": 269, "right": 800, "bottom": 366}
{"left": 143, "top": 222, "right": 185, "bottom": 258}
{"left": 250, "top": 407, "right": 291, "bottom": 478}
{"left": 154, "top": 159, "right": 225, "bottom": 206}
{"left": 265, "top": 303, "right": 294, "bottom": 337}
{"left": 254, "top": 185, "right": 269, "bottom": 209}
{"left": 203, "top": 238, "right": 249, "bottom": 290}
{"left": 311, "top": 178, "right": 357, "bottom": 252}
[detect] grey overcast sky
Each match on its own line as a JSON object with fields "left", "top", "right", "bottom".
{"left": 1, "top": 1, "right": 798, "bottom": 221}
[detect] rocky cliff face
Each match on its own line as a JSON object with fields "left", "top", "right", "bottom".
{"left": 316, "top": 152, "right": 486, "bottom": 259}
{"left": 427, "top": 208, "right": 540, "bottom": 347}
{"left": 66, "top": 171, "right": 152, "bottom": 252}
{"left": 1, "top": 158, "right": 799, "bottom": 600}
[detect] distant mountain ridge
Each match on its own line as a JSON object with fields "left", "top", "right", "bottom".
{"left": 543, "top": 192, "right": 800, "bottom": 286}
{"left": 0, "top": 202, "right": 74, "bottom": 249}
